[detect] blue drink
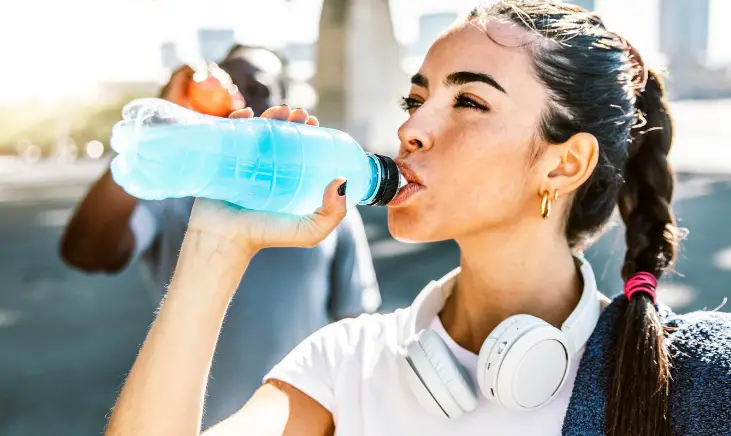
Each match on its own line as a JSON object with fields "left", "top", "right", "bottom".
{"left": 110, "top": 98, "right": 403, "bottom": 214}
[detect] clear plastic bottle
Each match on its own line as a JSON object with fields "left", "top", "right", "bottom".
{"left": 110, "top": 98, "right": 403, "bottom": 214}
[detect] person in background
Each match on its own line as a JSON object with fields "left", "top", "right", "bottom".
{"left": 60, "top": 44, "right": 381, "bottom": 429}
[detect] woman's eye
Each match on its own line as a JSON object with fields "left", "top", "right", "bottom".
{"left": 454, "top": 94, "right": 489, "bottom": 112}
{"left": 399, "top": 96, "right": 423, "bottom": 114}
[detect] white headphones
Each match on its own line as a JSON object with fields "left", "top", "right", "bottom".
{"left": 397, "top": 256, "right": 601, "bottom": 418}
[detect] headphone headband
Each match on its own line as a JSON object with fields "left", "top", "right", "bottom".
{"left": 560, "top": 256, "right": 601, "bottom": 353}
{"left": 403, "top": 256, "right": 600, "bottom": 354}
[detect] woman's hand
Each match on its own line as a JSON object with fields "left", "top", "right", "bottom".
{"left": 187, "top": 105, "right": 348, "bottom": 252}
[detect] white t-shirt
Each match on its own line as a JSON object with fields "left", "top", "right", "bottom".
{"left": 265, "top": 266, "right": 602, "bottom": 436}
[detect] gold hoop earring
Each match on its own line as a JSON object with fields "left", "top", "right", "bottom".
{"left": 540, "top": 189, "right": 559, "bottom": 219}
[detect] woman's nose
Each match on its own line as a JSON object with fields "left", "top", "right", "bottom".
{"left": 397, "top": 118, "right": 432, "bottom": 154}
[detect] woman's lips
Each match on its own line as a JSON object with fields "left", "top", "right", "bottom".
{"left": 395, "top": 160, "right": 425, "bottom": 186}
{"left": 389, "top": 160, "right": 425, "bottom": 207}
{"left": 389, "top": 182, "right": 425, "bottom": 206}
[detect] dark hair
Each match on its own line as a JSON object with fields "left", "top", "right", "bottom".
{"left": 219, "top": 44, "right": 289, "bottom": 101}
{"left": 468, "top": 2, "right": 679, "bottom": 435}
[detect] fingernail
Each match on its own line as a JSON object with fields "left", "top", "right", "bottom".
{"left": 338, "top": 181, "right": 347, "bottom": 197}
{"left": 280, "top": 103, "right": 289, "bottom": 107}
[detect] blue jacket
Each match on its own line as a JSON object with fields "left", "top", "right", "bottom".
{"left": 563, "top": 295, "right": 731, "bottom": 435}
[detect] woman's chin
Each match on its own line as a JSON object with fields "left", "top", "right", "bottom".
{"left": 387, "top": 208, "right": 433, "bottom": 243}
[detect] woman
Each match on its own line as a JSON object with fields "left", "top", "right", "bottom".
{"left": 105, "top": 2, "right": 731, "bottom": 435}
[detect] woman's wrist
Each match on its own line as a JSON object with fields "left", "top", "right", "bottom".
{"left": 183, "top": 228, "right": 258, "bottom": 260}
{"left": 169, "top": 229, "right": 257, "bottom": 299}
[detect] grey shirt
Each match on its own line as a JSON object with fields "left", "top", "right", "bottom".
{"left": 129, "top": 197, "right": 380, "bottom": 427}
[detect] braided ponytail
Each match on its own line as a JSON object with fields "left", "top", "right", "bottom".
{"left": 606, "top": 70, "right": 680, "bottom": 436}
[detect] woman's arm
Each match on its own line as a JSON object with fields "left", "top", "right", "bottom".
{"left": 105, "top": 229, "right": 251, "bottom": 435}
{"left": 104, "top": 105, "right": 346, "bottom": 436}
{"left": 202, "top": 380, "right": 334, "bottom": 436}
{"left": 105, "top": 228, "right": 337, "bottom": 436}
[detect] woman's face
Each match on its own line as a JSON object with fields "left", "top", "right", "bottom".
{"left": 387, "top": 21, "right": 554, "bottom": 243}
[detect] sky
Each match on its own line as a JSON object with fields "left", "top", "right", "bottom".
{"left": 0, "top": 0, "right": 729, "bottom": 102}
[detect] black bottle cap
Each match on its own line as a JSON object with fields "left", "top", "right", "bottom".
{"left": 366, "top": 154, "right": 401, "bottom": 206}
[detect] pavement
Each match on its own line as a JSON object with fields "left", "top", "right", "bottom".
{"left": 2, "top": 99, "right": 731, "bottom": 434}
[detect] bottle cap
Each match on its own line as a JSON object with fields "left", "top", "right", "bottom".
{"left": 366, "top": 154, "right": 402, "bottom": 206}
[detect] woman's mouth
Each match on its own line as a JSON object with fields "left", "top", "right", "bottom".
{"left": 389, "top": 161, "right": 425, "bottom": 207}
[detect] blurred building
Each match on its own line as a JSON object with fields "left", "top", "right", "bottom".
{"left": 412, "top": 13, "right": 458, "bottom": 56}
{"left": 572, "top": 0, "right": 596, "bottom": 11}
{"left": 198, "top": 29, "right": 236, "bottom": 62}
{"left": 660, "top": 0, "right": 709, "bottom": 65}
{"left": 160, "top": 42, "right": 182, "bottom": 72}
{"left": 657, "top": 0, "right": 731, "bottom": 99}
{"left": 402, "top": 12, "right": 459, "bottom": 76}
{"left": 314, "top": 0, "right": 407, "bottom": 154}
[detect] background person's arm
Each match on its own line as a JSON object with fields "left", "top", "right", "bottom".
{"left": 60, "top": 66, "right": 194, "bottom": 273}
{"left": 60, "top": 170, "right": 140, "bottom": 272}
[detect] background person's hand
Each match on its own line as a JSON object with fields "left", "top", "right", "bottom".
{"left": 187, "top": 106, "right": 348, "bottom": 252}
{"left": 159, "top": 64, "right": 246, "bottom": 116}
{"left": 189, "top": 63, "right": 247, "bottom": 116}
{"left": 159, "top": 65, "right": 195, "bottom": 109}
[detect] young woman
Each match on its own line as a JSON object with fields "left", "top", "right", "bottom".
{"left": 104, "top": 2, "right": 731, "bottom": 435}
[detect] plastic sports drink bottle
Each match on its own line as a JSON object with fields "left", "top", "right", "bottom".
{"left": 110, "top": 98, "right": 404, "bottom": 215}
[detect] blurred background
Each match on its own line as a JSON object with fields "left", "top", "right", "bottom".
{"left": 1, "top": 0, "right": 731, "bottom": 434}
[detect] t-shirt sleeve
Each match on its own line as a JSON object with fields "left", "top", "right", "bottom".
{"left": 263, "top": 318, "right": 359, "bottom": 413}
{"left": 328, "top": 208, "right": 382, "bottom": 319}
{"left": 129, "top": 201, "right": 162, "bottom": 263}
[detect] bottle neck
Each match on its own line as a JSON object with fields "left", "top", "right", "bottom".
{"left": 359, "top": 153, "right": 403, "bottom": 206}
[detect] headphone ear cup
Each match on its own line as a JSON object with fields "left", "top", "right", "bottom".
{"left": 399, "top": 330, "right": 478, "bottom": 418}
{"left": 398, "top": 345, "right": 451, "bottom": 418}
{"left": 418, "top": 330, "right": 478, "bottom": 414}
{"left": 476, "top": 316, "right": 525, "bottom": 402}
{"left": 477, "top": 315, "right": 570, "bottom": 410}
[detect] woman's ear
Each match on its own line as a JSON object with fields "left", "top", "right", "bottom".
{"left": 538, "top": 132, "right": 599, "bottom": 195}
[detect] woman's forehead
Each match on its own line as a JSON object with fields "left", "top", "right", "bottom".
{"left": 419, "top": 22, "right": 541, "bottom": 92}
{"left": 417, "top": 20, "right": 550, "bottom": 124}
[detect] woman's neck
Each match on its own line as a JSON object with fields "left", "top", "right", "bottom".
{"left": 440, "top": 226, "right": 583, "bottom": 354}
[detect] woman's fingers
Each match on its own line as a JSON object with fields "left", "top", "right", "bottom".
{"left": 308, "top": 178, "right": 348, "bottom": 236}
{"left": 229, "top": 108, "right": 255, "bottom": 119}
{"left": 306, "top": 115, "right": 319, "bottom": 127}
{"left": 288, "top": 108, "right": 309, "bottom": 124}
{"left": 231, "top": 105, "right": 319, "bottom": 127}
{"left": 289, "top": 109, "right": 319, "bottom": 127}
{"left": 260, "top": 105, "right": 292, "bottom": 121}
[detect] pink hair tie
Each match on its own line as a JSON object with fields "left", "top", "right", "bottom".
{"left": 624, "top": 272, "right": 658, "bottom": 303}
